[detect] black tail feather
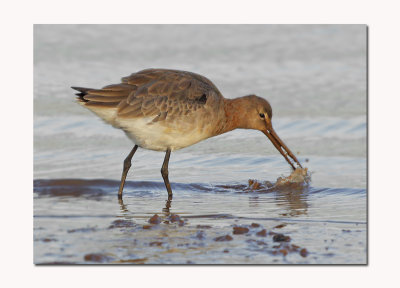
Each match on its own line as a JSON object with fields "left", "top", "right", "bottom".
{"left": 71, "top": 86, "right": 92, "bottom": 102}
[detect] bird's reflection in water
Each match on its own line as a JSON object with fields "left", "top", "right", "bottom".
{"left": 248, "top": 196, "right": 261, "bottom": 208}
{"left": 247, "top": 186, "right": 309, "bottom": 217}
{"left": 274, "top": 186, "right": 309, "bottom": 217}
{"left": 162, "top": 195, "right": 173, "bottom": 215}
{"left": 118, "top": 195, "right": 173, "bottom": 217}
{"left": 118, "top": 197, "right": 129, "bottom": 214}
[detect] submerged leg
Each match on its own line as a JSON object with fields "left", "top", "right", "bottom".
{"left": 118, "top": 145, "right": 139, "bottom": 199}
{"left": 161, "top": 148, "right": 173, "bottom": 198}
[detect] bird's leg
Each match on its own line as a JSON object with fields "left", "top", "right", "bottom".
{"left": 118, "top": 145, "right": 138, "bottom": 199}
{"left": 161, "top": 148, "right": 173, "bottom": 198}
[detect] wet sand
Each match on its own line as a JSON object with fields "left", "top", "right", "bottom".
{"left": 34, "top": 174, "right": 366, "bottom": 264}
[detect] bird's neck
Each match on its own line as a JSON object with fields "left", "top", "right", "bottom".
{"left": 218, "top": 97, "right": 249, "bottom": 134}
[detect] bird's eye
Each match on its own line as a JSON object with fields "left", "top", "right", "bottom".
{"left": 259, "top": 113, "right": 265, "bottom": 119}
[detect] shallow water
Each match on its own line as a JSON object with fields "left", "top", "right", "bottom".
{"left": 34, "top": 25, "right": 367, "bottom": 264}
{"left": 34, "top": 178, "right": 366, "bottom": 264}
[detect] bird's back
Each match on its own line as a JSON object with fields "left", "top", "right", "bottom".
{"left": 72, "top": 69, "right": 227, "bottom": 151}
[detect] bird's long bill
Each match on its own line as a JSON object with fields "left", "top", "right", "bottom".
{"left": 263, "top": 127, "right": 302, "bottom": 170}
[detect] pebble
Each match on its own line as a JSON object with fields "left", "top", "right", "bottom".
{"left": 273, "top": 234, "right": 291, "bottom": 242}
{"left": 233, "top": 226, "right": 249, "bottom": 235}
{"left": 214, "top": 235, "right": 233, "bottom": 242}
{"left": 256, "top": 229, "right": 267, "bottom": 237}
{"left": 149, "top": 214, "right": 162, "bottom": 224}
{"left": 84, "top": 253, "right": 112, "bottom": 263}
{"left": 170, "top": 214, "right": 181, "bottom": 223}
{"left": 108, "top": 219, "right": 135, "bottom": 229}
{"left": 300, "top": 248, "right": 308, "bottom": 257}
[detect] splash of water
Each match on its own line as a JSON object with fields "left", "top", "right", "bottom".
{"left": 248, "top": 168, "right": 311, "bottom": 191}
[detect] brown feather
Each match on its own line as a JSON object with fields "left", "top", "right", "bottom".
{"left": 118, "top": 105, "right": 143, "bottom": 117}
{"left": 133, "top": 86, "right": 148, "bottom": 99}
{"left": 83, "top": 95, "right": 126, "bottom": 103}
{"left": 126, "top": 74, "right": 152, "bottom": 85}
{"left": 152, "top": 112, "right": 168, "bottom": 122}
{"left": 87, "top": 90, "right": 129, "bottom": 97}
{"left": 118, "top": 100, "right": 143, "bottom": 115}
{"left": 101, "top": 84, "right": 135, "bottom": 91}
{"left": 117, "top": 100, "right": 129, "bottom": 111}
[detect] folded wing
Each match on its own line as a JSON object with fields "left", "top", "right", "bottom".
{"left": 72, "top": 68, "right": 222, "bottom": 123}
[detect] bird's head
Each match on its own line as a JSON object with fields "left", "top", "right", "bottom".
{"left": 238, "top": 95, "right": 302, "bottom": 170}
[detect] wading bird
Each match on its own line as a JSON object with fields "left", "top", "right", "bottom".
{"left": 72, "top": 69, "right": 301, "bottom": 199}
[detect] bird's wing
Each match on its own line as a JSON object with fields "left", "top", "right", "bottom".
{"left": 76, "top": 69, "right": 221, "bottom": 123}
{"left": 117, "top": 69, "right": 221, "bottom": 122}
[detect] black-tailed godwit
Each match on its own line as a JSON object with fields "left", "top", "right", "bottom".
{"left": 72, "top": 68, "right": 302, "bottom": 199}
